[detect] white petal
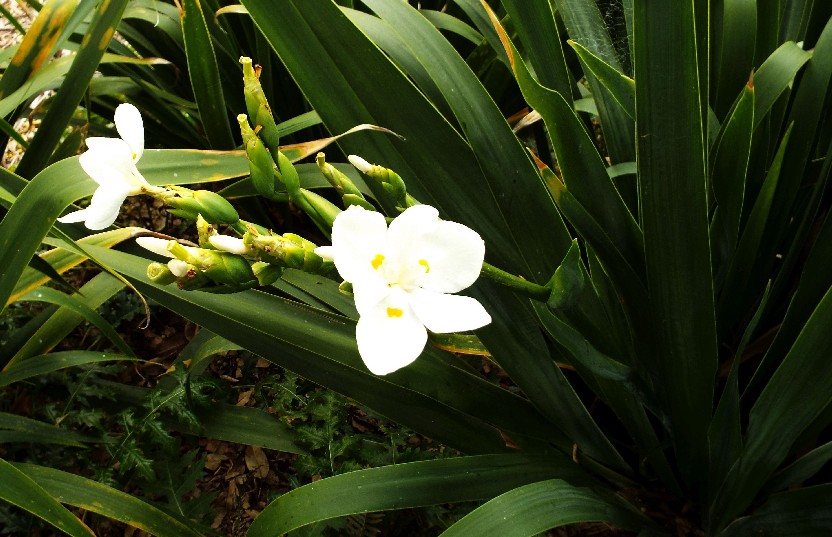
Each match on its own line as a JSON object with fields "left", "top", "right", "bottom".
{"left": 79, "top": 184, "right": 131, "bottom": 230}
{"left": 387, "top": 205, "right": 439, "bottom": 244}
{"left": 314, "top": 245, "right": 334, "bottom": 262}
{"left": 136, "top": 237, "right": 176, "bottom": 257}
{"left": 413, "top": 220, "right": 485, "bottom": 293}
{"left": 167, "top": 259, "right": 190, "bottom": 277}
{"left": 351, "top": 278, "right": 392, "bottom": 317}
{"left": 209, "top": 235, "right": 250, "bottom": 255}
{"left": 387, "top": 205, "right": 484, "bottom": 293}
{"left": 356, "top": 298, "right": 427, "bottom": 375}
{"left": 408, "top": 288, "right": 491, "bottom": 333}
{"left": 57, "top": 207, "right": 94, "bottom": 224}
{"left": 114, "top": 103, "right": 144, "bottom": 161}
{"left": 79, "top": 140, "right": 135, "bottom": 188}
{"left": 330, "top": 205, "right": 388, "bottom": 284}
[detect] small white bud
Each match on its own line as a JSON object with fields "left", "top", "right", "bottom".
{"left": 347, "top": 155, "right": 373, "bottom": 173}
{"left": 167, "top": 259, "right": 190, "bottom": 278}
{"left": 209, "top": 235, "right": 251, "bottom": 255}
{"left": 136, "top": 237, "right": 175, "bottom": 258}
{"left": 314, "top": 245, "right": 335, "bottom": 262}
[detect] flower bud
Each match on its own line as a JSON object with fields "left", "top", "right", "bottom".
{"left": 347, "top": 154, "right": 413, "bottom": 210}
{"left": 252, "top": 262, "right": 283, "bottom": 286}
{"left": 317, "top": 153, "right": 375, "bottom": 211}
{"left": 238, "top": 114, "right": 278, "bottom": 197}
{"left": 201, "top": 251, "right": 257, "bottom": 286}
{"left": 196, "top": 214, "right": 217, "bottom": 248}
{"left": 167, "top": 259, "right": 191, "bottom": 278}
{"left": 240, "top": 57, "right": 280, "bottom": 154}
{"left": 147, "top": 262, "right": 178, "bottom": 285}
{"left": 165, "top": 189, "right": 239, "bottom": 225}
{"left": 209, "top": 234, "right": 252, "bottom": 255}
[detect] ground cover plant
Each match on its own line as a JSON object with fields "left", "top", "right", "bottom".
{"left": 1, "top": 0, "right": 832, "bottom": 535}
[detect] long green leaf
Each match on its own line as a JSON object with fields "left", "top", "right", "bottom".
{"left": 554, "top": 0, "right": 635, "bottom": 163}
{"left": 0, "top": 457, "right": 94, "bottom": 537}
{"left": 181, "top": 0, "right": 235, "bottom": 149}
{"left": 711, "top": 284, "right": 832, "bottom": 528}
{"left": 752, "top": 41, "right": 811, "bottom": 130}
{"left": 502, "top": 0, "right": 573, "bottom": 104}
{"left": 4, "top": 272, "right": 125, "bottom": 369}
{"left": 0, "top": 0, "right": 77, "bottom": 99}
{"left": 569, "top": 39, "right": 635, "bottom": 119}
{"left": 0, "top": 351, "right": 139, "bottom": 387}
{"left": 18, "top": 287, "right": 135, "bottom": 358}
{"left": 0, "top": 412, "right": 106, "bottom": 447}
{"left": 485, "top": 8, "right": 644, "bottom": 279}
{"left": 716, "top": 126, "right": 792, "bottom": 336}
{"left": 633, "top": 0, "right": 716, "bottom": 490}
{"left": 16, "top": 0, "right": 130, "bottom": 177}
{"left": 247, "top": 454, "right": 596, "bottom": 537}
{"left": 439, "top": 479, "right": 646, "bottom": 537}
{"left": 14, "top": 463, "right": 205, "bottom": 537}
{"left": 711, "top": 0, "right": 756, "bottom": 118}
{"left": 710, "top": 79, "right": 755, "bottom": 281}
{"left": 720, "top": 485, "right": 832, "bottom": 537}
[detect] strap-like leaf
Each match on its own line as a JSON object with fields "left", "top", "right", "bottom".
{"left": 247, "top": 455, "right": 597, "bottom": 537}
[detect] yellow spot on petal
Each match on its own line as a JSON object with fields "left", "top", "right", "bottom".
{"left": 386, "top": 307, "right": 403, "bottom": 318}
{"left": 418, "top": 259, "right": 430, "bottom": 273}
{"left": 371, "top": 254, "right": 385, "bottom": 270}
{"left": 132, "top": 152, "right": 137, "bottom": 160}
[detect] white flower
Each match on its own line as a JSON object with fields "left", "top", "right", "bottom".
{"left": 318, "top": 204, "right": 491, "bottom": 375}
{"left": 58, "top": 103, "right": 158, "bottom": 230}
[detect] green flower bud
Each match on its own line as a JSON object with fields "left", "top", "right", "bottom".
{"left": 252, "top": 262, "right": 283, "bottom": 286}
{"left": 196, "top": 214, "right": 218, "bottom": 248}
{"left": 164, "top": 189, "right": 239, "bottom": 225}
{"left": 240, "top": 57, "right": 280, "bottom": 153}
{"left": 348, "top": 155, "right": 416, "bottom": 211}
{"left": 201, "top": 251, "right": 257, "bottom": 287}
{"left": 147, "top": 262, "right": 178, "bottom": 285}
{"left": 316, "top": 152, "right": 375, "bottom": 211}
{"left": 238, "top": 114, "right": 278, "bottom": 197}
{"left": 247, "top": 230, "right": 332, "bottom": 273}
{"left": 342, "top": 193, "right": 376, "bottom": 211}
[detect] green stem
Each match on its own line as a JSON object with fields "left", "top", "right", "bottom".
{"left": 480, "top": 263, "right": 550, "bottom": 301}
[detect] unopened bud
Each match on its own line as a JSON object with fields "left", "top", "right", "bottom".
{"left": 240, "top": 57, "right": 280, "bottom": 153}
{"left": 147, "top": 262, "right": 177, "bottom": 285}
{"left": 136, "top": 237, "right": 175, "bottom": 258}
{"left": 165, "top": 189, "right": 239, "bottom": 225}
{"left": 209, "top": 235, "right": 252, "bottom": 255}
{"left": 167, "top": 259, "right": 191, "bottom": 278}
{"left": 238, "top": 114, "right": 278, "bottom": 197}
{"left": 317, "top": 153, "right": 374, "bottom": 211}
{"left": 347, "top": 155, "right": 373, "bottom": 173}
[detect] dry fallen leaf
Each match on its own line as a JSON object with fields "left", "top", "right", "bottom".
{"left": 245, "top": 445, "right": 270, "bottom": 479}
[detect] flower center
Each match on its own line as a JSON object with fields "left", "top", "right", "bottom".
{"left": 371, "top": 254, "right": 385, "bottom": 270}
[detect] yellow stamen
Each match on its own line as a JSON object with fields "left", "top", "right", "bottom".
{"left": 418, "top": 259, "right": 430, "bottom": 273}
{"left": 371, "top": 254, "right": 385, "bottom": 270}
{"left": 386, "top": 307, "right": 403, "bottom": 318}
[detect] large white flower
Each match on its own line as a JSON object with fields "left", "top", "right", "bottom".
{"left": 317, "top": 204, "right": 491, "bottom": 375}
{"left": 58, "top": 103, "right": 158, "bottom": 230}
